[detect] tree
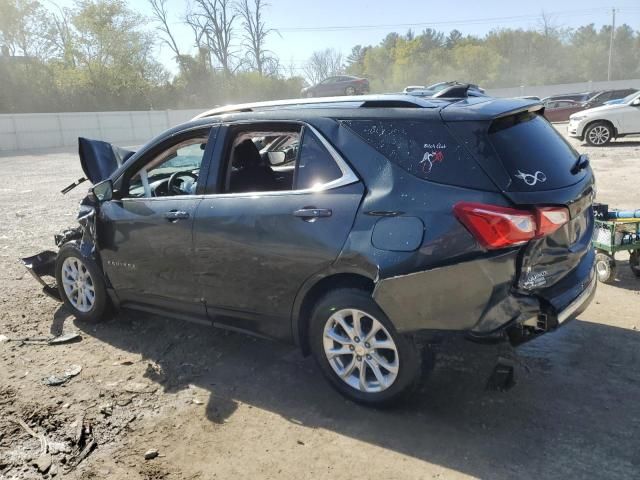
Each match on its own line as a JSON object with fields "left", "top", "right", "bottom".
{"left": 189, "top": 0, "right": 238, "bottom": 75}
{"left": 303, "top": 48, "right": 343, "bottom": 85}
{"left": 236, "top": 0, "right": 275, "bottom": 76}
{"left": 345, "top": 44, "right": 368, "bottom": 76}
{"left": 445, "top": 29, "right": 462, "bottom": 49}
{"left": 147, "top": 0, "right": 186, "bottom": 71}
{"left": 0, "top": 0, "right": 53, "bottom": 58}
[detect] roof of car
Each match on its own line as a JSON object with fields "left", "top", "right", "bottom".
{"left": 178, "top": 94, "right": 542, "bottom": 130}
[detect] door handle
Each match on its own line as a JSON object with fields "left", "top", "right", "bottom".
{"left": 164, "top": 210, "right": 190, "bottom": 222}
{"left": 293, "top": 207, "right": 332, "bottom": 219}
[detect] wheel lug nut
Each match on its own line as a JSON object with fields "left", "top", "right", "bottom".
{"left": 354, "top": 336, "right": 360, "bottom": 343}
{"left": 364, "top": 342, "right": 370, "bottom": 348}
{"left": 349, "top": 345, "right": 355, "bottom": 351}
{"left": 366, "top": 355, "right": 371, "bottom": 360}
{"left": 356, "top": 356, "right": 362, "bottom": 361}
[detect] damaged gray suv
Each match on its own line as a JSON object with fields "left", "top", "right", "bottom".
{"left": 23, "top": 91, "right": 597, "bottom": 405}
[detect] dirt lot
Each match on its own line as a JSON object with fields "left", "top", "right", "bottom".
{"left": 1, "top": 130, "right": 639, "bottom": 480}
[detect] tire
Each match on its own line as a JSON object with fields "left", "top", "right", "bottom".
{"left": 595, "top": 252, "right": 616, "bottom": 283}
{"left": 305, "top": 91, "right": 314, "bottom": 98}
{"left": 55, "top": 242, "right": 109, "bottom": 323}
{"left": 629, "top": 251, "right": 640, "bottom": 278}
{"left": 344, "top": 86, "right": 356, "bottom": 96}
{"left": 585, "top": 122, "right": 613, "bottom": 146}
{"left": 309, "top": 288, "right": 421, "bottom": 406}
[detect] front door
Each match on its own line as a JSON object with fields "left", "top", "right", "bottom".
{"left": 192, "top": 123, "right": 363, "bottom": 338}
{"left": 99, "top": 127, "right": 216, "bottom": 315}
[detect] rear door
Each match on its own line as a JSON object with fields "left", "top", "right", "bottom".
{"left": 192, "top": 122, "right": 364, "bottom": 338}
{"left": 446, "top": 110, "right": 595, "bottom": 308}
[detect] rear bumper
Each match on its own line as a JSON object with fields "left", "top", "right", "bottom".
{"left": 21, "top": 250, "right": 61, "bottom": 301}
{"left": 373, "top": 250, "right": 597, "bottom": 343}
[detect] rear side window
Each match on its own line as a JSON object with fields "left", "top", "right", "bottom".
{"left": 341, "top": 119, "right": 494, "bottom": 189}
{"left": 295, "top": 131, "right": 342, "bottom": 189}
{"left": 488, "top": 112, "right": 584, "bottom": 191}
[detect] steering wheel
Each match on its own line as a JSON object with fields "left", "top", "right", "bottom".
{"left": 167, "top": 171, "right": 198, "bottom": 195}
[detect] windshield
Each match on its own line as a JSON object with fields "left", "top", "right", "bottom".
{"left": 623, "top": 91, "right": 640, "bottom": 104}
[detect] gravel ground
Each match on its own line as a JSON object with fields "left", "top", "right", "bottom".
{"left": 0, "top": 130, "right": 639, "bottom": 480}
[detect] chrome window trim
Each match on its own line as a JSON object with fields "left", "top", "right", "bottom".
{"left": 200, "top": 123, "right": 359, "bottom": 199}
{"left": 118, "top": 123, "right": 359, "bottom": 202}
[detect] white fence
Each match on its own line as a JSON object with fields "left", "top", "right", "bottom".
{"left": 485, "top": 78, "right": 640, "bottom": 99}
{"left": 0, "top": 109, "right": 203, "bottom": 152}
{"left": 2, "top": 78, "right": 640, "bottom": 152}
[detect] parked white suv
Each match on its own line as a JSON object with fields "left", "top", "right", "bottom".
{"left": 568, "top": 91, "right": 640, "bottom": 146}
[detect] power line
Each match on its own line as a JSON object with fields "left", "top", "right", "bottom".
{"left": 272, "top": 7, "right": 632, "bottom": 33}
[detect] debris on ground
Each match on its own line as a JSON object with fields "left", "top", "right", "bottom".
{"left": 144, "top": 449, "right": 159, "bottom": 460}
{"left": 2, "top": 331, "right": 81, "bottom": 346}
{"left": 42, "top": 364, "right": 82, "bottom": 386}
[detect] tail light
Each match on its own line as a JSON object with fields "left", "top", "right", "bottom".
{"left": 536, "top": 207, "right": 570, "bottom": 236}
{"left": 454, "top": 202, "right": 569, "bottom": 250}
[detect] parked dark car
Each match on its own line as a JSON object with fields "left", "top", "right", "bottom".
{"left": 23, "top": 94, "right": 596, "bottom": 405}
{"left": 543, "top": 99, "right": 585, "bottom": 122}
{"left": 582, "top": 88, "right": 638, "bottom": 109}
{"left": 301, "top": 75, "right": 369, "bottom": 97}
{"left": 542, "top": 92, "right": 597, "bottom": 103}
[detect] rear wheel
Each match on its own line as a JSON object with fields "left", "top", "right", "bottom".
{"left": 309, "top": 288, "right": 421, "bottom": 406}
{"left": 595, "top": 252, "right": 616, "bottom": 283}
{"left": 585, "top": 122, "right": 613, "bottom": 146}
{"left": 55, "top": 242, "right": 109, "bottom": 323}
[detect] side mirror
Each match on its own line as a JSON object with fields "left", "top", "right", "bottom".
{"left": 92, "top": 179, "right": 113, "bottom": 202}
{"left": 632, "top": 98, "right": 640, "bottom": 106}
{"left": 267, "top": 151, "right": 287, "bottom": 166}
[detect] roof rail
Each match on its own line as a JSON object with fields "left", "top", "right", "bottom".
{"left": 192, "top": 94, "right": 435, "bottom": 119}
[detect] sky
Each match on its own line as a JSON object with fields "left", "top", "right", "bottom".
{"left": 55, "top": 0, "right": 640, "bottom": 75}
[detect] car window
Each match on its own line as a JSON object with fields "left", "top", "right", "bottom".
{"left": 342, "top": 119, "right": 492, "bottom": 189}
{"left": 223, "top": 127, "right": 301, "bottom": 193}
{"left": 221, "top": 125, "right": 345, "bottom": 194}
{"left": 488, "top": 111, "right": 584, "bottom": 191}
{"left": 128, "top": 136, "right": 208, "bottom": 198}
{"left": 295, "top": 131, "right": 342, "bottom": 190}
{"left": 622, "top": 91, "right": 640, "bottom": 103}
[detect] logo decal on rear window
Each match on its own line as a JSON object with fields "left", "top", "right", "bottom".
{"left": 420, "top": 144, "right": 446, "bottom": 174}
{"left": 515, "top": 170, "right": 547, "bottom": 186}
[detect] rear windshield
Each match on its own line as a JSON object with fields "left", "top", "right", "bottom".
{"left": 341, "top": 119, "right": 496, "bottom": 190}
{"left": 488, "top": 112, "right": 585, "bottom": 191}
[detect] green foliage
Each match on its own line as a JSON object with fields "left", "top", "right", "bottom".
{"left": 350, "top": 24, "right": 640, "bottom": 92}
{"left": 1, "top": 0, "right": 639, "bottom": 113}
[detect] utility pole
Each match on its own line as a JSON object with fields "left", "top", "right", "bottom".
{"left": 607, "top": 7, "right": 616, "bottom": 81}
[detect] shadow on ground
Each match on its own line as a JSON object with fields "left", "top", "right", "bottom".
{"left": 53, "top": 305, "right": 640, "bottom": 480}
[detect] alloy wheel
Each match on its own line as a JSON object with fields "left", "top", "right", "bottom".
{"left": 322, "top": 309, "right": 399, "bottom": 393}
{"left": 588, "top": 125, "right": 610, "bottom": 145}
{"left": 61, "top": 257, "right": 96, "bottom": 313}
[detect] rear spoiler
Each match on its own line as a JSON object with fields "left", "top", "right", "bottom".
{"left": 440, "top": 98, "right": 544, "bottom": 122}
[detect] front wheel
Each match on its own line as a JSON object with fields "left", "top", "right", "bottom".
{"left": 585, "top": 122, "right": 613, "bottom": 146}
{"left": 55, "top": 242, "right": 109, "bottom": 323}
{"left": 344, "top": 86, "right": 356, "bottom": 96}
{"left": 309, "top": 288, "right": 421, "bottom": 406}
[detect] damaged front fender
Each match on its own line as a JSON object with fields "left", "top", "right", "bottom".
{"left": 21, "top": 202, "right": 99, "bottom": 302}
{"left": 21, "top": 251, "right": 61, "bottom": 301}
